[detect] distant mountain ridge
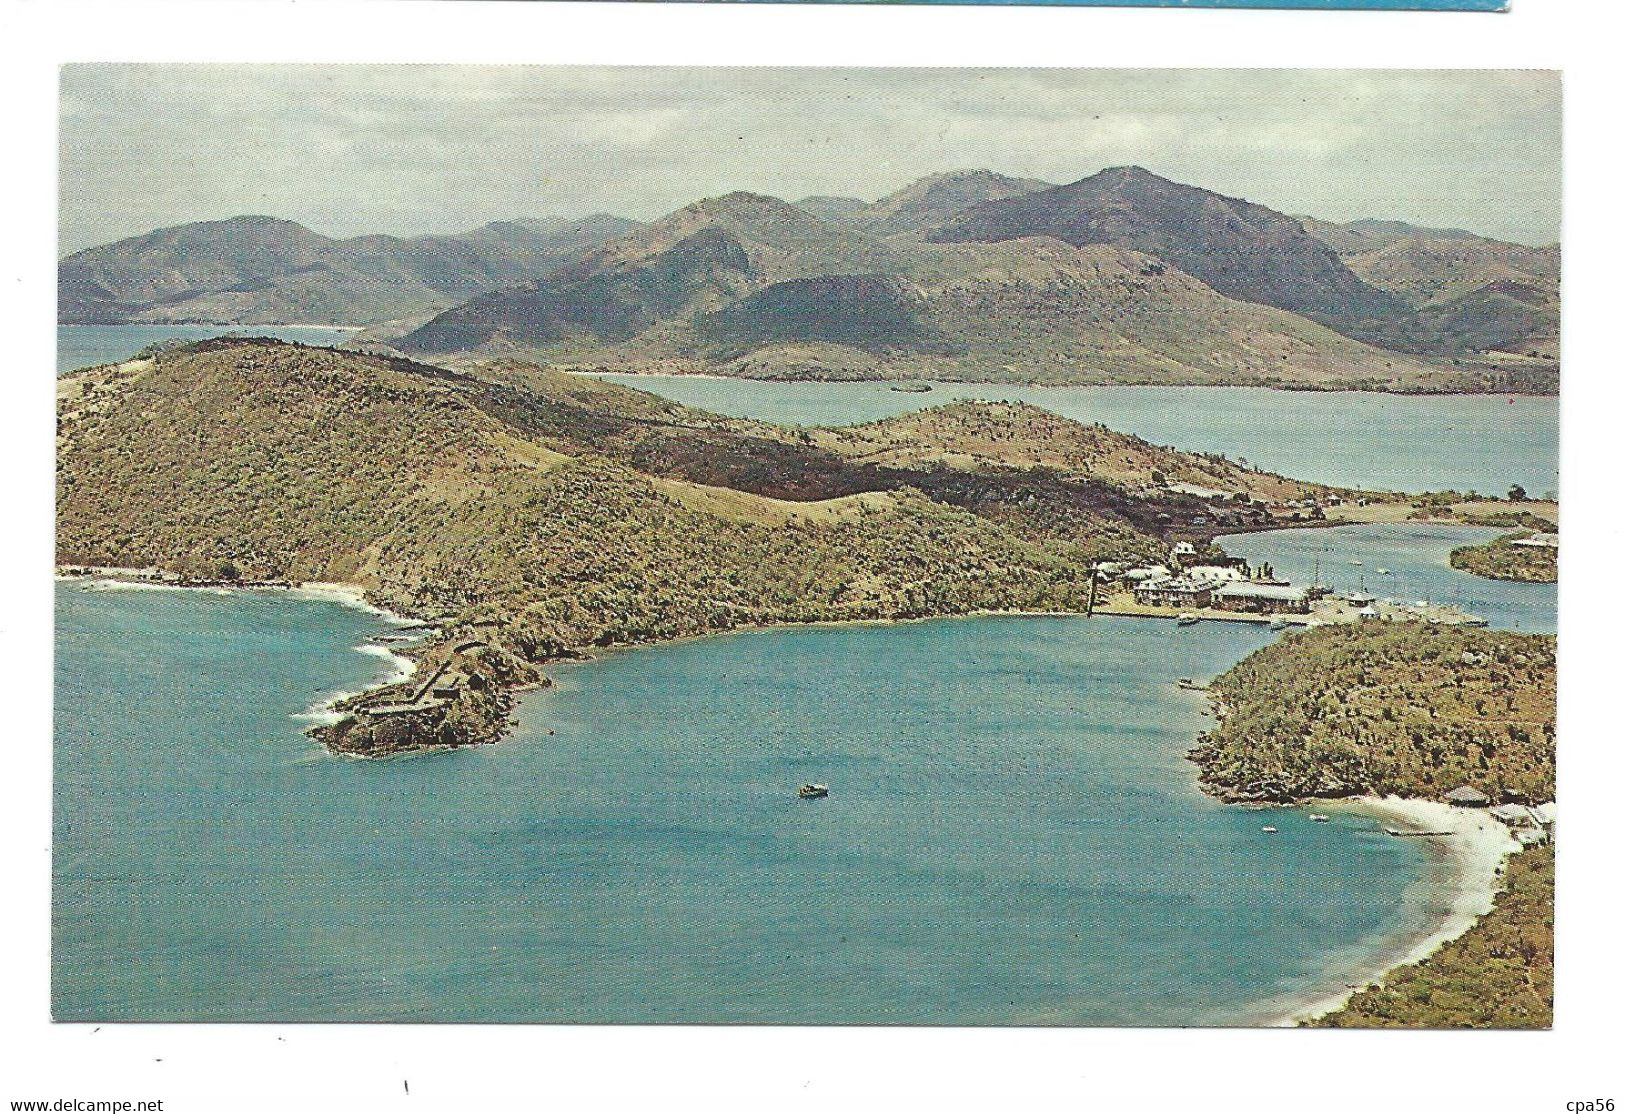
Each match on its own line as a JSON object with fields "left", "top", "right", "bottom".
{"left": 1297, "top": 215, "right": 1559, "bottom": 359}
{"left": 843, "top": 170, "right": 1054, "bottom": 237}
{"left": 61, "top": 167, "right": 1558, "bottom": 393}
{"left": 59, "top": 213, "right": 643, "bottom": 326}
{"left": 928, "top": 166, "right": 1405, "bottom": 330}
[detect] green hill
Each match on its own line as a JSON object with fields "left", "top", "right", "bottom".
{"left": 1450, "top": 533, "right": 1558, "bottom": 583}
{"left": 70, "top": 338, "right": 1323, "bottom": 755}
{"left": 1190, "top": 623, "right": 1556, "bottom": 804}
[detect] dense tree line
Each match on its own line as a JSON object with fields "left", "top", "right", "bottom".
{"left": 1191, "top": 623, "right": 1555, "bottom": 804}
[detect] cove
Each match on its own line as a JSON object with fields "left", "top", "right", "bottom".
{"left": 55, "top": 581, "right": 1445, "bottom": 1026}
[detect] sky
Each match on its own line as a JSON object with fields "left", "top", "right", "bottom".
{"left": 59, "top": 66, "right": 1560, "bottom": 254}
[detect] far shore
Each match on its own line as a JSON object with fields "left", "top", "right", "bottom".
{"left": 560, "top": 367, "right": 1560, "bottom": 399}
{"left": 59, "top": 322, "right": 366, "bottom": 332}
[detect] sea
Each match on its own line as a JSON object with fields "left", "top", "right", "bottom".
{"left": 592, "top": 374, "right": 1558, "bottom": 498}
{"left": 57, "top": 324, "right": 358, "bottom": 378}
{"left": 53, "top": 325, "right": 1557, "bottom": 1023}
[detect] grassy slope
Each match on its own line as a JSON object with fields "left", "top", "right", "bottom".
{"left": 534, "top": 241, "right": 1476, "bottom": 392}
{"left": 1191, "top": 623, "right": 1555, "bottom": 804}
{"left": 820, "top": 399, "right": 1335, "bottom": 502}
{"left": 1313, "top": 844, "right": 1553, "bottom": 1029}
{"left": 68, "top": 339, "right": 1269, "bottom": 752}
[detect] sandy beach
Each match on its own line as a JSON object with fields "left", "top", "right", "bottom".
{"left": 1265, "top": 795, "right": 1522, "bottom": 1026}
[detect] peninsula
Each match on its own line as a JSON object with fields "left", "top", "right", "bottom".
{"left": 1451, "top": 531, "right": 1559, "bottom": 583}
{"left": 1188, "top": 621, "right": 1555, "bottom": 1026}
{"left": 60, "top": 337, "right": 1394, "bottom": 758}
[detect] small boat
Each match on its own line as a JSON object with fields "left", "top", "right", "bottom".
{"left": 1351, "top": 559, "right": 1363, "bottom": 566}
{"left": 1261, "top": 825, "right": 1279, "bottom": 834}
{"left": 1177, "top": 613, "right": 1200, "bottom": 626}
{"left": 798, "top": 783, "right": 828, "bottom": 799}
{"left": 1310, "top": 814, "right": 1330, "bottom": 823}
{"left": 1376, "top": 568, "right": 1392, "bottom": 575}
{"left": 1177, "top": 678, "right": 1205, "bottom": 691}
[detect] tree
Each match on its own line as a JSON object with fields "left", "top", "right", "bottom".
{"left": 1508, "top": 484, "right": 1528, "bottom": 502}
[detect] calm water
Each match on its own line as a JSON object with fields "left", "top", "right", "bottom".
{"left": 594, "top": 375, "right": 1558, "bottom": 497}
{"left": 1221, "top": 523, "right": 1557, "bottom": 635}
{"left": 57, "top": 324, "right": 358, "bottom": 377}
{"left": 57, "top": 580, "right": 1455, "bottom": 1025}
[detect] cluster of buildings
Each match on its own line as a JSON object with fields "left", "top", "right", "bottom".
{"left": 1103, "top": 541, "right": 1318, "bottom": 615}
{"left": 1448, "top": 786, "right": 1557, "bottom": 847}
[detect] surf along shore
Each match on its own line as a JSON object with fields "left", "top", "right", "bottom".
{"left": 1187, "top": 619, "right": 1555, "bottom": 1026}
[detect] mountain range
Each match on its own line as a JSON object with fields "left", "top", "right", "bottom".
{"left": 59, "top": 213, "right": 642, "bottom": 328}
{"left": 61, "top": 167, "right": 1558, "bottom": 392}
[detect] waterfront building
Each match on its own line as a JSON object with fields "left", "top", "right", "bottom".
{"left": 1445, "top": 785, "right": 1492, "bottom": 807}
{"left": 1212, "top": 583, "right": 1311, "bottom": 614}
{"left": 1132, "top": 576, "right": 1216, "bottom": 609}
{"left": 1185, "top": 565, "right": 1245, "bottom": 584}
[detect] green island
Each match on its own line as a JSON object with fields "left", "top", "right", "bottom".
{"left": 1450, "top": 531, "right": 1558, "bottom": 583}
{"left": 1191, "top": 623, "right": 1555, "bottom": 804}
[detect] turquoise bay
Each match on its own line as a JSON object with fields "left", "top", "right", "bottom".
{"left": 54, "top": 520, "right": 1547, "bottom": 1025}
{"left": 53, "top": 328, "right": 1558, "bottom": 1024}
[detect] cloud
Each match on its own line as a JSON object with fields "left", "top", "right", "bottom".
{"left": 59, "top": 66, "right": 1560, "bottom": 253}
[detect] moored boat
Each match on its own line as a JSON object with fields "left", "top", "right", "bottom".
{"left": 798, "top": 783, "right": 828, "bottom": 799}
{"left": 1261, "top": 825, "right": 1279, "bottom": 833}
{"left": 1177, "top": 613, "right": 1200, "bottom": 626}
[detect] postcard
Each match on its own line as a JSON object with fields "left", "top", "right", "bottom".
{"left": 55, "top": 65, "right": 1557, "bottom": 1029}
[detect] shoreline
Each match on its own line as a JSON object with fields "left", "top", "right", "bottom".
{"left": 1254, "top": 796, "right": 1521, "bottom": 1027}
{"left": 57, "top": 322, "right": 366, "bottom": 332}
{"left": 56, "top": 569, "right": 424, "bottom": 731}
{"left": 571, "top": 368, "right": 1559, "bottom": 400}
{"left": 55, "top": 567, "right": 413, "bottom": 624}
{"left": 56, "top": 567, "right": 1533, "bottom": 1026}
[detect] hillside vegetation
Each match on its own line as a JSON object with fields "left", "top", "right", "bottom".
{"left": 1313, "top": 844, "right": 1553, "bottom": 1029}
{"left": 59, "top": 214, "right": 641, "bottom": 327}
{"left": 66, "top": 338, "right": 1327, "bottom": 754}
{"left": 1191, "top": 624, "right": 1555, "bottom": 804}
{"left": 1301, "top": 216, "right": 1559, "bottom": 362}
